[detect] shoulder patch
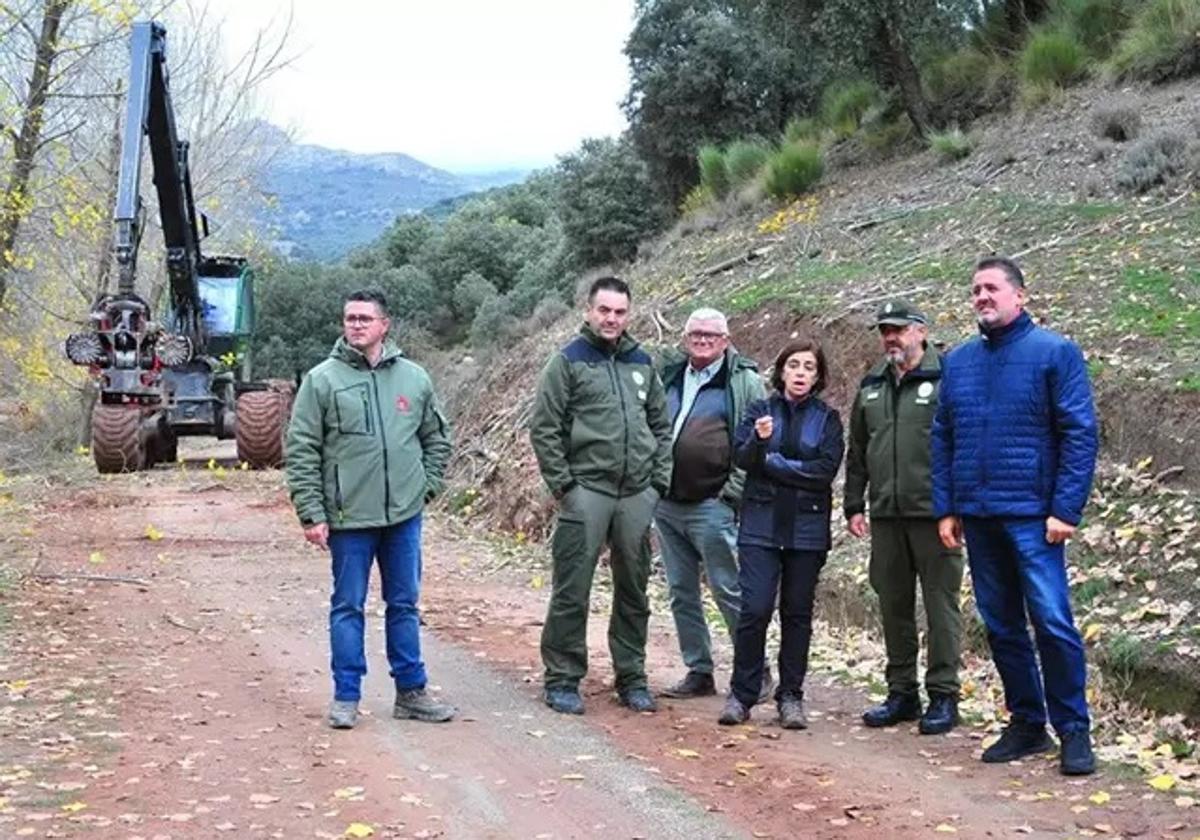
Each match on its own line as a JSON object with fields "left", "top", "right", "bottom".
{"left": 617, "top": 347, "right": 652, "bottom": 366}
{"left": 561, "top": 337, "right": 608, "bottom": 364}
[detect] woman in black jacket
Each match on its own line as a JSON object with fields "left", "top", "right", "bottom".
{"left": 719, "top": 337, "right": 844, "bottom": 728}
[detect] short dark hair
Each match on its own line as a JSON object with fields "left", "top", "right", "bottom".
{"left": 770, "top": 337, "right": 829, "bottom": 395}
{"left": 587, "top": 275, "right": 632, "bottom": 303}
{"left": 974, "top": 255, "right": 1025, "bottom": 288}
{"left": 346, "top": 288, "right": 389, "bottom": 316}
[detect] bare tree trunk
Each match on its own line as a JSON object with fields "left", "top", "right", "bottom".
{"left": 0, "top": 0, "right": 74, "bottom": 310}
{"left": 1004, "top": 0, "right": 1049, "bottom": 44}
{"left": 877, "top": 14, "right": 933, "bottom": 138}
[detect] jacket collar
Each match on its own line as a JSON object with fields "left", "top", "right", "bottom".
{"left": 863, "top": 345, "right": 942, "bottom": 385}
{"left": 979, "top": 310, "right": 1034, "bottom": 347}
{"left": 330, "top": 336, "right": 403, "bottom": 370}
{"left": 580, "top": 322, "right": 639, "bottom": 356}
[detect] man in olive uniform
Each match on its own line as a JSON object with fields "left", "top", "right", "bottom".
{"left": 531, "top": 276, "right": 673, "bottom": 716}
{"left": 844, "top": 300, "right": 964, "bottom": 734}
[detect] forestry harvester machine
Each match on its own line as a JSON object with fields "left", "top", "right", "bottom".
{"left": 64, "top": 21, "right": 291, "bottom": 473}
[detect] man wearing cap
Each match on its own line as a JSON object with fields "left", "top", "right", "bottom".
{"left": 932, "top": 256, "right": 1098, "bottom": 776}
{"left": 845, "top": 299, "right": 964, "bottom": 735}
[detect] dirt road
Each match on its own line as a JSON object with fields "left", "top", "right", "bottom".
{"left": 0, "top": 459, "right": 1195, "bottom": 839}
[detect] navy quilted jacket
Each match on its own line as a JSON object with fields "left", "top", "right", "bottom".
{"left": 931, "top": 311, "right": 1098, "bottom": 525}
{"left": 734, "top": 394, "right": 844, "bottom": 550}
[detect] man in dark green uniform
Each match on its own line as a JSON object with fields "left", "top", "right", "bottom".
{"left": 844, "top": 300, "right": 964, "bottom": 734}
{"left": 531, "top": 276, "right": 673, "bottom": 716}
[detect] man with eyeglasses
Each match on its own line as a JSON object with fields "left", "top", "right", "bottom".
{"left": 287, "top": 288, "right": 456, "bottom": 730}
{"left": 656, "top": 308, "right": 769, "bottom": 700}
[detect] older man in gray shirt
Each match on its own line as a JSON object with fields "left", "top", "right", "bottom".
{"left": 655, "top": 308, "right": 769, "bottom": 699}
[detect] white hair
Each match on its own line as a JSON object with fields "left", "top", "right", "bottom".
{"left": 683, "top": 307, "right": 729, "bottom": 335}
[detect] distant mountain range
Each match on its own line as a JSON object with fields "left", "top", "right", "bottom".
{"left": 259, "top": 137, "right": 528, "bottom": 261}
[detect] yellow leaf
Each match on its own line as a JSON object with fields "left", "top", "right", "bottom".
{"left": 676, "top": 748, "right": 701, "bottom": 759}
{"left": 344, "top": 823, "right": 374, "bottom": 838}
{"left": 61, "top": 801, "right": 87, "bottom": 813}
{"left": 935, "top": 824, "right": 958, "bottom": 833}
{"left": 1083, "top": 623, "right": 1103, "bottom": 642}
{"left": 1089, "top": 791, "right": 1111, "bottom": 805}
{"left": 144, "top": 524, "right": 164, "bottom": 541}
{"left": 1154, "top": 743, "right": 1174, "bottom": 757}
{"left": 562, "top": 773, "right": 585, "bottom": 781}
{"left": 1149, "top": 774, "right": 1177, "bottom": 791}
{"left": 88, "top": 551, "right": 104, "bottom": 564}
{"left": 7, "top": 679, "right": 29, "bottom": 691}
{"left": 333, "top": 786, "right": 364, "bottom": 799}
{"left": 207, "top": 458, "right": 217, "bottom": 470}
{"left": 530, "top": 575, "right": 544, "bottom": 590}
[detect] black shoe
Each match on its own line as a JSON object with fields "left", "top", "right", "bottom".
{"left": 758, "top": 664, "right": 775, "bottom": 704}
{"left": 778, "top": 694, "right": 808, "bottom": 730}
{"left": 1060, "top": 729, "right": 1096, "bottom": 776}
{"left": 393, "top": 688, "right": 456, "bottom": 723}
{"left": 919, "top": 693, "right": 960, "bottom": 735}
{"left": 718, "top": 694, "right": 750, "bottom": 725}
{"left": 981, "top": 721, "right": 1055, "bottom": 763}
{"left": 862, "top": 692, "right": 922, "bottom": 728}
{"left": 660, "top": 671, "right": 716, "bottom": 699}
{"left": 544, "top": 686, "right": 584, "bottom": 715}
{"left": 618, "top": 686, "right": 658, "bottom": 713}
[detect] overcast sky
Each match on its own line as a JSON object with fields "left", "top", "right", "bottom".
{"left": 199, "top": 0, "right": 636, "bottom": 173}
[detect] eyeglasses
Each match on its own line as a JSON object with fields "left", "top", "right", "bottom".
{"left": 685, "top": 331, "right": 727, "bottom": 343}
{"left": 343, "top": 315, "right": 378, "bottom": 325}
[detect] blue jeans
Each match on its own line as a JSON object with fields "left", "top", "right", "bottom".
{"left": 964, "top": 517, "right": 1090, "bottom": 734}
{"left": 655, "top": 498, "right": 741, "bottom": 675}
{"left": 328, "top": 514, "right": 426, "bottom": 702}
{"left": 730, "top": 546, "right": 824, "bottom": 707}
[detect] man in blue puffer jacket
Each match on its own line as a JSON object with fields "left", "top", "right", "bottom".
{"left": 931, "top": 255, "right": 1099, "bottom": 776}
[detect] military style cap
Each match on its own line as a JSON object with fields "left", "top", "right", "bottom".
{"left": 874, "top": 299, "right": 928, "bottom": 327}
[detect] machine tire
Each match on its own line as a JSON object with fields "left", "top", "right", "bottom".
{"left": 236, "top": 389, "right": 288, "bottom": 469}
{"left": 92, "top": 405, "right": 145, "bottom": 473}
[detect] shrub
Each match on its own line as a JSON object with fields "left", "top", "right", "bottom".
{"left": 925, "top": 47, "right": 1012, "bottom": 122}
{"left": 1090, "top": 96, "right": 1142, "bottom": 142}
{"left": 530, "top": 296, "right": 571, "bottom": 330}
{"left": 1110, "top": 0, "right": 1200, "bottom": 81}
{"left": 1051, "top": 0, "right": 1132, "bottom": 57}
{"left": 724, "top": 139, "right": 771, "bottom": 188}
{"left": 1115, "top": 129, "right": 1190, "bottom": 192}
{"left": 784, "top": 116, "right": 820, "bottom": 144}
{"left": 679, "top": 183, "right": 716, "bottom": 217}
{"left": 763, "top": 142, "right": 823, "bottom": 200}
{"left": 468, "top": 295, "right": 520, "bottom": 347}
{"left": 929, "top": 128, "right": 972, "bottom": 162}
{"left": 1019, "top": 27, "right": 1089, "bottom": 87}
{"left": 862, "top": 116, "right": 915, "bottom": 157}
{"left": 820, "top": 79, "right": 881, "bottom": 136}
{"left": 697, "top": 144, "right": 731, "bottom": 200}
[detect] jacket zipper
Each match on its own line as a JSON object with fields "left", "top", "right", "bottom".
{"left": 607, "top": 357, "right": 630, "bottom": 493}
{"left": 334, "top": 465, "right": 344, "bottom": 524}
{"left": 370, "top": 371, "right": 392, "bottom": 521}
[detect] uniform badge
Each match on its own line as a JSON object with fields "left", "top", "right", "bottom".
{"left": 631, "top": 371, "right": 646, "bottom": 386}
{"left": 395, "top": 395, "right": 411, "bottom": 413}
{"left": 917, "top": 382, "right": 934, "bottom": 399}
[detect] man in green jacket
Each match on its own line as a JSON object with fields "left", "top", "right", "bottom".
{"left": 844, "top": 300, "right": 964, "bottom": 735}
{"left": 287, "top": 288, "right": 455, "bottom": 730}
{"left": 531, "top": 276, "right": 673, "bottom": 715}
{"left": 655, "top": 307, "right": 770, "bottom": 700}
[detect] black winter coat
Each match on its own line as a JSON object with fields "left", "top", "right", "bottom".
{"left": 734, "top": 394, "right": 844, "bottom": 551}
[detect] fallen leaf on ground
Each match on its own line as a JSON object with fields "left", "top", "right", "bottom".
{"left": 344, "top": 823, "right": 374, "bottom": 838}
{"left": 1089, "top": 791, "right": 1111, "bottom": 805}
{"left": 1149, "top": 774, "right": 1177, "bottom": 791}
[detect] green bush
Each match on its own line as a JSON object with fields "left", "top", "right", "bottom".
{"left": 929, "top": 128, "right": 972, "bottom": 162}
{"left": 862, "top": 116, "right": 915, "bottom": 158}
{"left": 1019, "top": 27, "right": 1089, "bottom": 87}
{"left": 724, "top": 139, "right": 771, "bottom": 188}
{"left": 820, "top": 79, "right": 881, "bottom": 136}
{"left": 679, "top": 183, "right": 716, "bottom": 217}
{"left": 763, "top": 142, "right": 823, "bottom": 200}
{"left": 1051, "top": 0, "right": 1132, "bottom": 57}
{"left": 697, "top": 144, "right": 731, "bottom": 199}
{"left": 1110, "top": 0, "right": 1200, "bottom": 81}
{"left": 925, "top": 47, "right": 1012, "bottom": 121}
{"left": 1115, "top": 129, "right": 1191, "bottom": 192}
{"left": 784, "top": 116, "right": 820, "bottom": 144}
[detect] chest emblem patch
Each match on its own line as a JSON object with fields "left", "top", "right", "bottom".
{"left": 866, "top": 391, "right": 880, "bottom": 401}
{"left": 631, "top": 371, "right": 646, "bottom": 386}
{"left": 638, "top": 390, "right": 647, "bottom": 401}
{"left": 917, "top": 382, "right": 934, "bottom": 399}
{"left": 395, "top": 395, "right": 411, "bottom": 413}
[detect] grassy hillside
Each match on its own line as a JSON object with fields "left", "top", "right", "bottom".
{"left": 432, "top": 77, "right": 1199, "bottom": 721}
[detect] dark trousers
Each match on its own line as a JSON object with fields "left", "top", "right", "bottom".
{"left": 964, "top": 517, "right": 1090, "bottom": 735}
{"left": 730, "top": 545, "right": 825, "bottom": 707}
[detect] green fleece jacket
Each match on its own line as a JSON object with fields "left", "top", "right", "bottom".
{"left": 286, "top": 338, "right": 452, "bottom": 529}
{"left": 844, "top": 346, "right": 943, "bottom": 520}
{"left": 531, "top": 324, "right": 673, "bottom": 499}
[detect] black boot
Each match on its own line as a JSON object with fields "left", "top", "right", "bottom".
{"left": 862, "top": 692, "right": 922, "bottom": 728}
{"left": 1060, "top": 730, "right": 1096, "bottom": 776}
{"left": 919, "top": 693, "right": 959, "bottom": 735}
{"left": 660, "top": 671, "right": 716, "bottom": 699}
{"left": 981, "top": 721, "right": 1055, "bottom": 763}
